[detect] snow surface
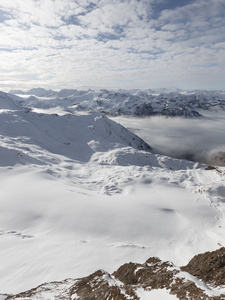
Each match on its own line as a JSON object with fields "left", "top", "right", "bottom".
{"left": 1, "top": 90, "right": 225, "bottom": 295}
{"left": 136, "top": 288, "right": 179, "bottom": 299}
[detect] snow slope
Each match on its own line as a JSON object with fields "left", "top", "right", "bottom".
{"left": 1, "top": 90, "right": 225, "bottom": 296}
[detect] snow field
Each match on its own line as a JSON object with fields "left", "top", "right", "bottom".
{"left": 0, "top": 161, "right": 224, "bottom": 294}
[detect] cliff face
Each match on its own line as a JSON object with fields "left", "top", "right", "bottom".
{"left": 3, "top": 248, "right": 225, "bottom": 300}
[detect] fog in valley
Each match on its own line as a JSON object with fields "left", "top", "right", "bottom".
{"left": 112, "top": 110, "right": 225, "bottom": 166}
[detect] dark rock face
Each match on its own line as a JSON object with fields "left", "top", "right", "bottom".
{"left": 68, "top": 270, "right": 134, "bottom": 300}
{"left": 113, "top": 257, "right": 224, "bottom": 300}
{"left": 113, "top": 257, "right": 176, "bottom": 287}
{"left": 134, "top": 102, "right": 156, "bottom": 116}
{"left": 134, "top": 102, "right": 201, "bottom": 118}
{"left": 181, "top": 247, "right": 225, "bottom": 286}
{"left": 4, "top": 248, "right": 225, "bottom": 300}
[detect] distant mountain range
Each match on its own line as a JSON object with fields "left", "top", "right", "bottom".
{"left": 9, "top": 88, "right": 225, "bottom": 118}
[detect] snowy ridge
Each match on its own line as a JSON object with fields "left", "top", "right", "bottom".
{"left": 9, "top": 88, "right": 225, "bottom": 117}
{"left": 0, "top": 91, "right": 23, "bottom": 111}
{"left": 0, "top": 107, "right": 151, "bottom": 167}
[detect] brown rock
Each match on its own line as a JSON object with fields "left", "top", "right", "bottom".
{"left": 181, "top": 247, "right": 225, "bottom": 286}
{"left": 5, "top": 248, "right": 225, "bottom": 299}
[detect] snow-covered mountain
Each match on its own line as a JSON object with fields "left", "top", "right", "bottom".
{"left": 10, "top": 87, "right": 58, "bottom": 98}
{"left": 0, "top": 91, "right": 23, "bottom": 111}
{"left": 1, "top": 89, "right": 225, "bottom": 298}
{"left": 0, "top": 91, "right": 152, "bottom": 173}
{"left": 9, "top": 88, "right": 225, "bottom": 118}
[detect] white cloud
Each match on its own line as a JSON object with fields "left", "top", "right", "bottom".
{"left": 0, "top": 0, "right": 224, "bottom": 90}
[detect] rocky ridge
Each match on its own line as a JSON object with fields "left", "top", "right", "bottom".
{"left": 2, "top": 248, "right": 225, "bottom": 299}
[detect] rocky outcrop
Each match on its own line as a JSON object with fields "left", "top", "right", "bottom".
{"left": 113, "top": 256, "right": 224, "bottom": 300}
{"left": 3, "top": 248, "right": 225, "bottom": 300}
{"left": 181, "top": 247, "right": 225, "bottom": 286}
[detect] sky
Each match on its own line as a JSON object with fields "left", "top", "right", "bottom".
{"left": 0, "top": 0, "right": 225, "bottom": 91}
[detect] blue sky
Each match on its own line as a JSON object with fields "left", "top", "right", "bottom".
{"left": 0, "top": 0, "right": 224, "bottom": 91}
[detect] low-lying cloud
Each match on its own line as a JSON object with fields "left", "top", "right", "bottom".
{"left": 113, "top": 110, "right": 225, "bottom": 166}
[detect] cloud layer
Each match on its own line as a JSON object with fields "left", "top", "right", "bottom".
{"left": 0, "top": 0, "right": 225, "bottom": 90}
{"left": 115, "top": 110, "right": 225, "bottom": 166}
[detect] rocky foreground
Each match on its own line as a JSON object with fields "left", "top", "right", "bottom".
{"left": 2, "top": 248, "right": 225, "bottom": 300}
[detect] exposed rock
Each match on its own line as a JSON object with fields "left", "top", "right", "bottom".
{"left": 68, "top": 270, "right": 135, "bottom": 300}
{"left": 114, "top": 256, "right": 224, "bottom": 300}
{"left": 5, "top": 248, "right": 225, "bottom": 299}
{"left": 181, "top": 247, "right": 225, "bottom": 286}
{"left": 205, "top": 165, "right": 218, "bottom": 171}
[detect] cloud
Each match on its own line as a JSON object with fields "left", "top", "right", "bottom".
{"left": 0, "top": 0, "right": 224, "bottom": 90}
{"left": 115, "top": 110, "right": 225, "bottom": 166}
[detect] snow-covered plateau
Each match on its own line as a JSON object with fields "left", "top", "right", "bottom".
{"left": 1, "top": 89, "right": 225, "bottom": 299}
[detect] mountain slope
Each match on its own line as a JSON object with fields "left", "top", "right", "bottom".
{"left": 0, "top": 96, "right": 151, "bottom": 167}
{"left": 0, "top": 91, "right": 23, "bottom": 111}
